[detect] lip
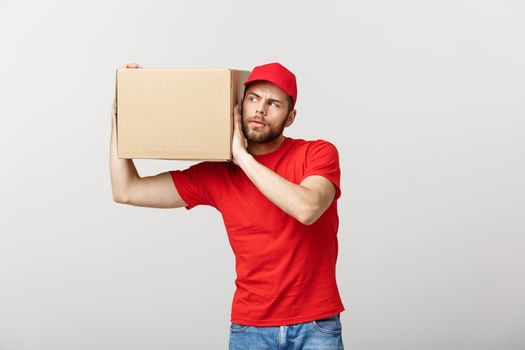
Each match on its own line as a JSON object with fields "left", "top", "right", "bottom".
{"left": 249, "top": 120, "right": 265, "bottom": 128}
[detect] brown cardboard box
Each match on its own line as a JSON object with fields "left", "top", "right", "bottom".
{"left": 115, "top": 68, "right": 250, "bottom": 161}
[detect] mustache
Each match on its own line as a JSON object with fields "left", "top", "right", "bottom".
{"left": 242, "top": 115, "right": 266, "bottom": 124}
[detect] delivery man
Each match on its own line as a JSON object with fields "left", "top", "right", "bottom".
{"left": 110, "top": 62, "right": 345, "bottom": 349}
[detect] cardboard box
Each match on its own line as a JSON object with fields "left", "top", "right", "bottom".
{"left": 115, "top": 68, "right": 250, "bottom": 161}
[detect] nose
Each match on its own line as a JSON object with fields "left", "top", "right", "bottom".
{"left": 255, "top": 100, "right": 267, "bottom": 115}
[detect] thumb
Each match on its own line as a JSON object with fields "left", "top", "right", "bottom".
{"left": 234, "top": 104, "right": 241, "bottom": 118}
{"left": 234, "top": 104, "right": 243, "bottom": 125}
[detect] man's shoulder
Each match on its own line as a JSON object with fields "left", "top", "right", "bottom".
{"left": 287, "top": 136, "right": 339, "bottom": 152}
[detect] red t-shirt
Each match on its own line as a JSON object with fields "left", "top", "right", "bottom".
{"left": 170, "top": 136, "right": 345, "bottom": 326}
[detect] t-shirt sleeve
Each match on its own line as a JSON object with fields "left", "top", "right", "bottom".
{"left": 169, "top": 161, "right": 218, "bottom": 210}
{"left": 302, "top": 140, "right": 342, "bottom": 200}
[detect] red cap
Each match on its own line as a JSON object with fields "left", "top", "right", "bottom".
{"left": 243, "top": 62, "right": 297, "bottom": 108}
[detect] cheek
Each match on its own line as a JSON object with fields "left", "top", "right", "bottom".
{"left": 267, "top": 111, "right": 287, "bottom": 124}
{"left": 242, "top": 102, "right": 254, "bottom": 115}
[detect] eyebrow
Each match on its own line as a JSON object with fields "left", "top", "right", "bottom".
{"left": 246, "top": 92, "right": 283, "bottom": 104}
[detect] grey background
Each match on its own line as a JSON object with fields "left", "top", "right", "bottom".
{"left": 0, "top": 0, "right": 524, "bottom": 349}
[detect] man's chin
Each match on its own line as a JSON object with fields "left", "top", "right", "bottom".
{"left": 246, "top": 135, "right": 268, "bottom": 144}
{"left": 245, "top": 132, "right": 281, "bottom": 144}
{"left": 242, "top": 124, "right": 284, "bottom": 144}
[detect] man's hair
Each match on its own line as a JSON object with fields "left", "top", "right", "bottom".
{"left": 242, "top": 87, "right": 295, "bottom": 115}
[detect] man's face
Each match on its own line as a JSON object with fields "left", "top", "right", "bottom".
{"left": 241, "top": 81, "right": 295, "bottom": 144}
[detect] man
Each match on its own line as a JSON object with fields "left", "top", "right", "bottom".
{"left": 110, "top": 62, "right": 345, "bottom": 349}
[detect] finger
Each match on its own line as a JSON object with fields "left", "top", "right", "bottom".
{"left": 233, "top": 104, "right": 240, "bottom": 119}
{"left": 233, "top": 114, "right": 239, "bottom": 133}
{"left": 233, "top": 105, "right": 240, "bottom": 124}
{"left": 123, "top": 63, "right": 143, "bottom": 69}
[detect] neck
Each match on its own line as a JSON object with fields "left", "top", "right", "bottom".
{"left": 247, "top": 135, "right": 285, "bottom": 155}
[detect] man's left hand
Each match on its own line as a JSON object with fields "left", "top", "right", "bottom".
{"left": 232, "top": 104, "right": 249, "bottom": 165}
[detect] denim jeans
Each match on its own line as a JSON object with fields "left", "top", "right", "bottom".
{"left": 229, "top": 313, "right": 344, "bottom": 350}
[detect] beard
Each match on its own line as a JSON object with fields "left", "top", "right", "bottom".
{"left": 241, "top": 113, "right": 287, "bottom": 144}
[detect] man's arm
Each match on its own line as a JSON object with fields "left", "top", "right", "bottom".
{"left": 236, "top": 152, "right": 335, "bottom": 225}
{"left": 109, "top": 63, "right": 187, "bottom": 209}
{"left": 231, "top": 106, "right": 336, "bottom": 225}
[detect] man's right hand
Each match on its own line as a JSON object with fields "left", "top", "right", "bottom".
{"left": 112, "top": 63, "right": 143, "bottom": 124}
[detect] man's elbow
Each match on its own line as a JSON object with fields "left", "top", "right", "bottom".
{"left": 298, "top": 216, "right": 316, "bottom": 226}
{"left": 297, "top": 205, "right": 322, "bottom": 226}
{"left": 297, "top": 187, "right": 336, "bottom": 225}
{"left": 112, "top": 192, "right": 129, "bottom": 204}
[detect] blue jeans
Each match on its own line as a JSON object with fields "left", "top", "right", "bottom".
{"left": 229, "top": 313, "right": 344, "bottom": 350}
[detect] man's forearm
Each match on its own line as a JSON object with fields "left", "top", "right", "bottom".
{"left": 236, "top": 152, "right": 318, "bottom": 224}
{"left": 109, "top": 105, "right": 140, "bottom": 201}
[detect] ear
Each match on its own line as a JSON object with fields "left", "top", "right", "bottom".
{"left": 285, "top": 109, "right": 297, "bottom": 127}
